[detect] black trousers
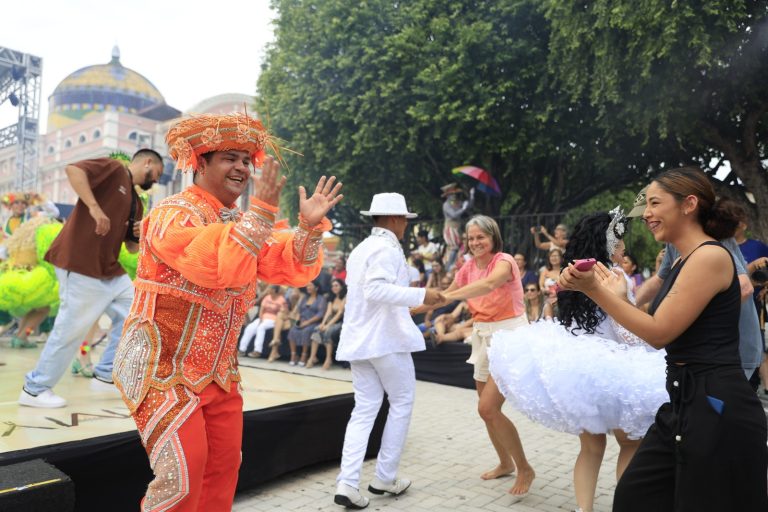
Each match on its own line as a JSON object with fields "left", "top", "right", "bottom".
{"left": 613, "top": 364, "right": 768, "bottom": 512}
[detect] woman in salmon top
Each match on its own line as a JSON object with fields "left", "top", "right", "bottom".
{"left": 422, "top": 215, "right": 535, "bottom": 497}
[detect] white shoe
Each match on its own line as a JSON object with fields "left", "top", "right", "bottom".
{"left": 90, "top": 376, "right": 119, "bottom": 394}
{"left": 334, "top": 483, "right": 369, "bottom": 509}
{"left": 368, "top": 476, "right": 411, "bottom": 496}
{"left": 19, "top": 388, "right": 67, "bottom": 408}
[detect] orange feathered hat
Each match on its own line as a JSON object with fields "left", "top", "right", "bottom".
{"left": 165, "top": 112, "right": 271, "bottom": 172}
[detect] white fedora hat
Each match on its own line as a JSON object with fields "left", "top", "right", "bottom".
{"left": 360, "top": 193, "right": 418, "bottom": 219}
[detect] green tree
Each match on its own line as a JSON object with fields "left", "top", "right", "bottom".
{"left": 544, "top": 0, "right": 768, "bottom": 238}
{"left": 257, "top": 0, "right": 651, "bottom": 222}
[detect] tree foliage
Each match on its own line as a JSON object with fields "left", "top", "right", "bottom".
{"left": 258, "top": 0, "right": 768, "bottom": 240}
{"left": 257, "top": 0, "right": 648, "bottom": 222}
{"left": 544, "top": 0, "right": 768, "bottom": 237}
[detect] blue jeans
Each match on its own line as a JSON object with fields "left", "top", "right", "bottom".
{"left": 24, "top": 268, "right": 134, "bottom": 394}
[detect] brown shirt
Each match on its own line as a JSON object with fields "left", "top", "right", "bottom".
{"left": 45, "top": 158, "right": 143, "bottom": 278}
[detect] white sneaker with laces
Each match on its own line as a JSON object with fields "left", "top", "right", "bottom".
{"left": 368, "top": 476, "right": 411, "bottom": 496}
{"left": 334, "top": 483, "right": 369, "bottom": 509}
{"left": 19, "top": 388, "right": 67, "bottom": 408}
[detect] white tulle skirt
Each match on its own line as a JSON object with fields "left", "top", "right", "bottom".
{"left": 488, "top": 320, "right": 668, "bottom": 439}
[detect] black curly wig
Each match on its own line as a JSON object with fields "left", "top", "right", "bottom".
{"left": 558, "top": 212, "right": 626, "bottom": 335}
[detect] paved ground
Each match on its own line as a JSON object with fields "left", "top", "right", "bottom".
{"left": 233, "top": 359, "right": 628, "bottom": 512}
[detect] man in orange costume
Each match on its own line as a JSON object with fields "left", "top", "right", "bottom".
{"left": 113, "top": 113, "right": 342, "bottom": 511}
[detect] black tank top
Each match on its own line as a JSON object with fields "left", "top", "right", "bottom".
{"left": 648, "top": 241, "right": 741, "bottom": 365}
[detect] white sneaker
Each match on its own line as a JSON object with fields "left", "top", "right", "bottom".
{"left": 19, "top": 388, "right": 67, "bottom": 408}
{"left": 90, "top": 376, "right": 119, "bottom": 394}
{"left": 334, "top": 483, "right": 369, "bottom": 509}
{"left": 368, "top": 476, "right": 411, "bottom": 496}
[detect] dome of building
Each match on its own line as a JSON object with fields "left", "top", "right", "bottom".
{"left": 47, "top": 46, "right": 166, "bottom": 130}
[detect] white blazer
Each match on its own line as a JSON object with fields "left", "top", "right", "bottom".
{"left": 336, "top": 227, "right": 426, "bottom": 361}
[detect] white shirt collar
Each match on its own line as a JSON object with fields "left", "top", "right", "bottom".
{"left": 370, "top": 227, "right": 400, "bottom": 245}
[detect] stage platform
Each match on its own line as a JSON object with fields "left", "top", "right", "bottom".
{"left": 0, "top": 346, "right": 386, "bottom": 511}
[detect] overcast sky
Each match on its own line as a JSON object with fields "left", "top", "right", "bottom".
{"left": 1, "top": 0, "right": 276, "bottom": 131}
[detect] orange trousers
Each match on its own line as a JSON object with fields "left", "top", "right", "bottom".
{"left": 135, "top": 382, "right": 243, "bottom": 512}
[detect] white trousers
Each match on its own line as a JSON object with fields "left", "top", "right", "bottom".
{"left": 337, "top": 352, "right": 415, "bottom": 488}
{"left": 238, "top": 318, "right": 275, "bottom": 354}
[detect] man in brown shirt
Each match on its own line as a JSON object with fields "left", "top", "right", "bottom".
{"left": 20, "top": 149, "right": 164, "bottom": 408}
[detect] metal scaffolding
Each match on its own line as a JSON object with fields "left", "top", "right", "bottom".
{"left": 0, "top": 47, "right": 42, "bottom": 191}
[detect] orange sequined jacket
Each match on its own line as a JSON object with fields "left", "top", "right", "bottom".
{"left": 113, "top": 185, "right": 329, "bottom": 413}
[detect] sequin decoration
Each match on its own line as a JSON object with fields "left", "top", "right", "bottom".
{"left": 143, "top": 433, "right": 189, "bottom": 511}
{"left": 293, "top": 219, "right": 324, "bottom": 266}
{"left": 231, "top": 204, "right": 275, "bottom": 258}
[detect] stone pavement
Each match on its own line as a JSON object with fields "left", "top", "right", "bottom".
{"left": 233, "top": 360, "right": 625, "bottom": 512}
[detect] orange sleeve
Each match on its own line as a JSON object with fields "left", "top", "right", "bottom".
{"left": 254, "top": 216, "right": 332, "bottom": 287}
{"left": 144, "top": 199, "right": 330, "bottom": 289}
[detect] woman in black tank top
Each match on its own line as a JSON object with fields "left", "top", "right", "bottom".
{"left": 559, "top": 167, "right": 767, "bottom": 512}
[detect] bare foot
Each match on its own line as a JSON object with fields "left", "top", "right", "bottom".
{"left": 508, "top": 467, "right": 535, "bottom": 496}
{"left": 480, "top": 463, "right": 515, "bottom": 480}
{"left": 322, "top": 360, "right": 332, "bottom": 370}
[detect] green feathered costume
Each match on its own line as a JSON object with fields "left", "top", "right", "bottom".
{"left": 0, "top": 217, "right": 60, "bottom": 317}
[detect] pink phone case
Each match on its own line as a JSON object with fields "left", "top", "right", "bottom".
{"left": 573, "top": 258, "right": 597, "bottom": 271}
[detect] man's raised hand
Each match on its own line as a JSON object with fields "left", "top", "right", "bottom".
{"left": 299, "top": 176, "right": 343, "bottom": 226}
{"left": 253, "top": 156, "right": 287, "bottom": 207}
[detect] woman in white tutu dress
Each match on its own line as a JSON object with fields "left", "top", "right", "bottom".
{"left": 489, "top": 209, "right": 667, "bottom": 512}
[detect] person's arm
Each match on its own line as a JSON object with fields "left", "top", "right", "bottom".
{"left": 746, "top": 256, "right": 768, "bottom": 274}
{"left": 538, "top": 270, "right": 548, "bottom": 290}
{"left": 65, "top": 165, "right": 110, "bottom": 236}
{"left": 559, "top": 246, "right": 733, "bottom": 349}
{"left": 634, "top": 274, "right": 663, "bottom": 307}
{"left": 443, "top": 261, "right": 513, "bottom": 301}
{"left": 530, "top": 227, "right": 550, "bottom": 251}
{"left": 319, "top": 301, "right": 334, "bottom": 330}
{"left": 327, "top": 298, "right": 345, "bottom": 327}
{"left": 542, "top": 301, "right": 554, "bottom": 320}
{"left": 363, "top": 248, "right": 429, "bottom": 306}
{"left": 720, "top": 238, "right": 753, "bottom": 302}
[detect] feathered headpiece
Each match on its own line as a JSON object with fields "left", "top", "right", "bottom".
{"left": 1, "top": 192, "right": 42, "bottom": 208}
{"left": 165, "top": 112, "right": 272, "bottom": 172}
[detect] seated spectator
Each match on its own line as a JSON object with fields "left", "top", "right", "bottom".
{"left": 266, "top": 287, "right": 304, "bottom": 362}
{"left": 238, "top": 285, "right": 287, "bottom": 358}
{"left": 411, "top": 229, "right": 439, "bottom": 275}
{"left": 287, "top": 280, "right": 326, "bottom": 366}
{"left": 315, "top": 264, "right": 333, "bottom": 295}
{"left": 539, "top": 248, "right": 563, "bottom": 296}
{"left": 408, "top": 256, "right": 426, "bottom": 287}
{"left": 331, "top": 257, "right": 347, "bottom": 281}
{"left": 530, "top": 223, "right": 568, "bottom": 252}
{"left": 419, "top": 275, "right": 457, "bottom": 336}
{"left": 308, "top": 278, "right": 346, "bottom": 370}
{"left": 425, "top": 260, "right": 447, "bottom": 289}
{"left": 434, "top": 302, "right": 473, "bottom": 344}
{"left": 620, "top": 251, "right": 644, "bottom": 293}
{"left": 514, "top": 253, "right": 538, "bottom": 288}
{"left": 523, "top": 282, "right": 553, "bottom": 323}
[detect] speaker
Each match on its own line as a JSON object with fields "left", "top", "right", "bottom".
{"left": 0, "top": 459, "right": 75, "bottom": 512}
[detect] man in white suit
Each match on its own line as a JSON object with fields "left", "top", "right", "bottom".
{"left": 334, "top": 193, "right": 444, "bottom": 509}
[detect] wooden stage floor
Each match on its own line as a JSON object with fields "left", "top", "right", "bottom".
{"left": 0, "top": 341, "right": 354, "bottom": 455}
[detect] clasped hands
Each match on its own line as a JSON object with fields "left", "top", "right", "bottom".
{"left": 252, "top": 156, "right": 343, "bottom": 226}
{"left": 558, "top": 261, "right": 627, "bottom": 299}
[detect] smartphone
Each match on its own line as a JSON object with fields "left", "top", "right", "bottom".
{"left": 573, "top": 258, "right": 597, "bottom": 272}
